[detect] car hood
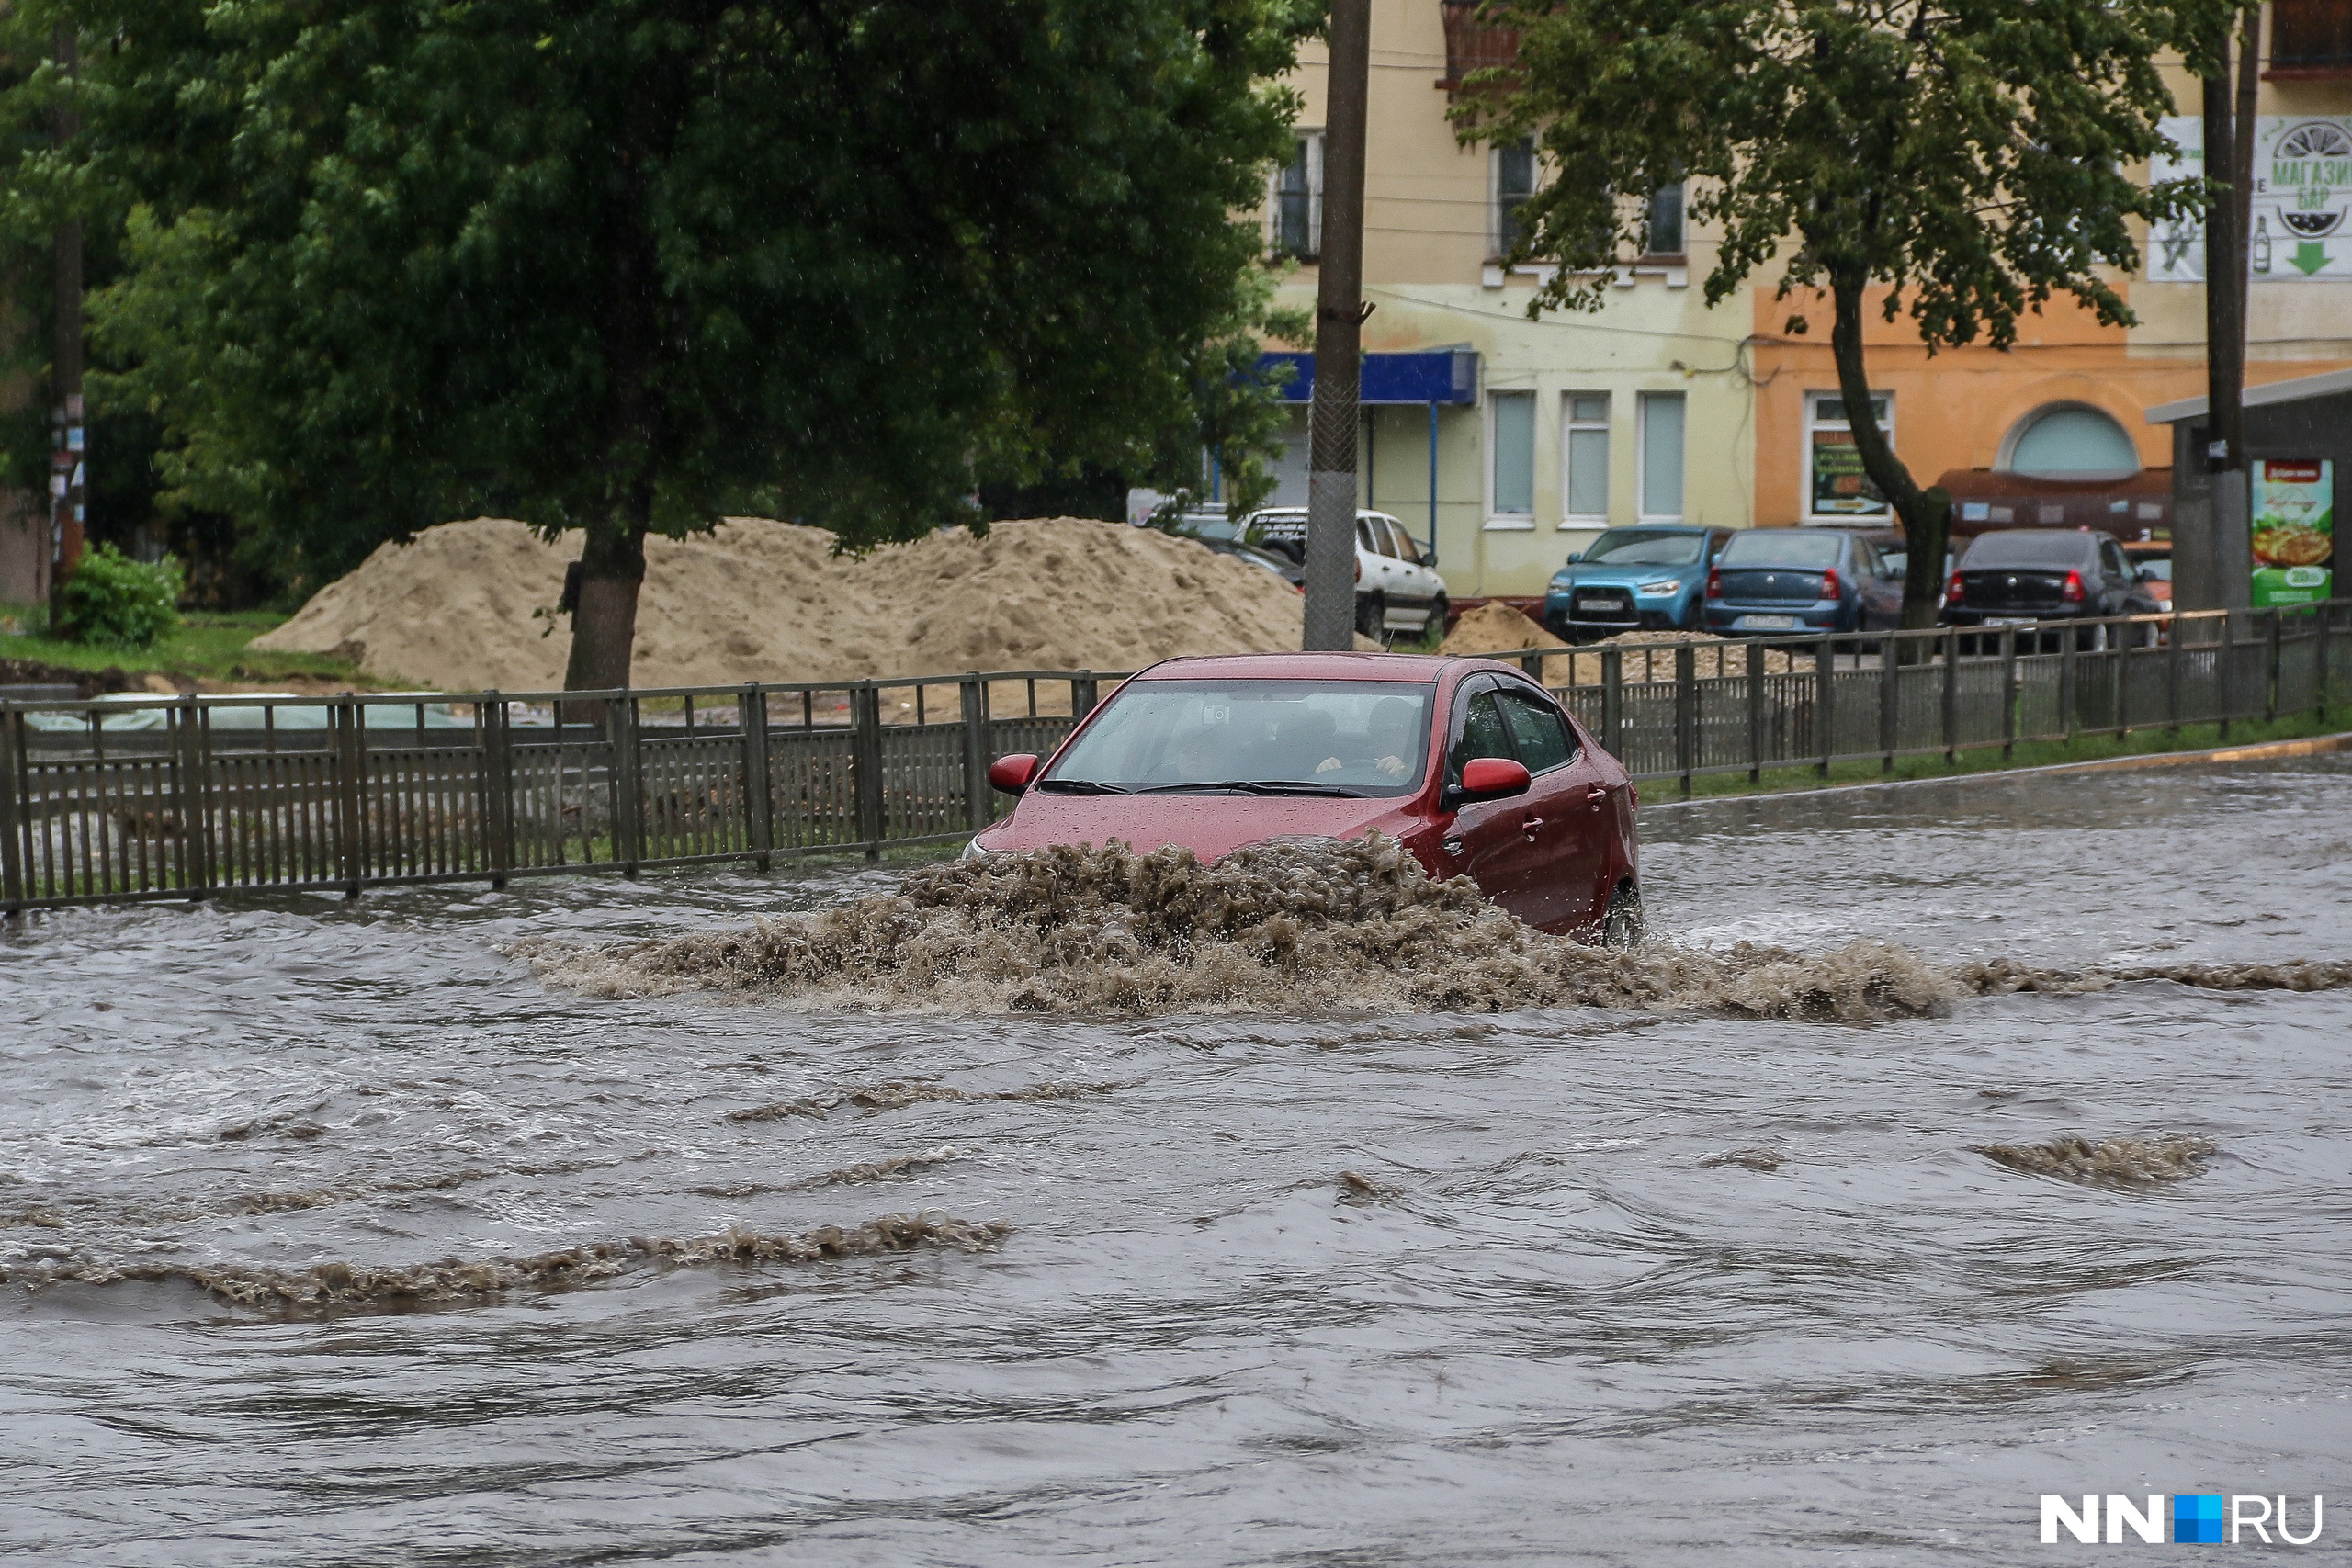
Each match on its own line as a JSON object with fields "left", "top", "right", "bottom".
{"left": 1549, "top": 564, "right": 1700, "bottom": 589}
{"left": 976, "top": 790, "right": 1428, "bottom": 862}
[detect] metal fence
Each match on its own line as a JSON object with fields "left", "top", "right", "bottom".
{"left": 0, "top": 671, "right": 1106, "bottom": 913}
{"left": 2, "top": 603, "right": 2344, "bottom": 912}
{"left": 1529, "top": 603, "right": 2348, "bottom": 794}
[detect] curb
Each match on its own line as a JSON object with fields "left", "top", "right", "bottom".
{"left": 1638, "top": 729, "right": 2352, "bottom": 810}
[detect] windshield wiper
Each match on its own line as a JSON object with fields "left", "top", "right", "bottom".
{"left": 1034, "top": 778, "right": 1131, "bottom": 795}
{"left": 1134, "top": 780, "right": 1367, "bottom": 797}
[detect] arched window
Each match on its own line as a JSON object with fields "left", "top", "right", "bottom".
{"left": 2002, "top": 405, "right": 2140, "bottom": 479}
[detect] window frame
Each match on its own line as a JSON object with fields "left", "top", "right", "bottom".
{"left": 1643, "top": 181, "right": 1687, "bottom": 260}
{"left": 1487, "top": 389, "right": 1539, "bottom": 530}
{"left": 1635, "top": 390, "right": 1687, "bottom": 523}
{"left": 1270, "top": 131, "right": 1325, "bottom": 261}
{"left": 1804, "top": 389, "right": 1895, "bottom": 522}
{"left": 1561, "top": 391, "right": 1611, "bottom": 526}
{"left": 1492, "top": 138, "right": 1537, "bottom": 260}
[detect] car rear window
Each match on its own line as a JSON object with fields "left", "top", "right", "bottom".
{"left": 1582, "top": 529, "right": 1704, "bottom": 567}
{"left": 1962, "top": 531, "right": 2097, "bottom": 568}
{"left": 1041, "top": 679, "right": 1433, "bottom": 795}
{"left": 1716, "top": 531, "right": 1843, "bottom": 570}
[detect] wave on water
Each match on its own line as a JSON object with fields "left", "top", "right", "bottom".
{"left": 1, "top": 1213, "right": 1009, "bottom": 1310}
{"left": 516, "top": 837, "right": 1956, "bottom": 1021}
{"left": 1975, "top": 1134, "right": 2220, "bottom": 1187}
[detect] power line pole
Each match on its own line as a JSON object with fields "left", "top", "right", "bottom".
{"left": 48, "top": 17, "right": 85, "bottom": 627}
{"left": 2199, "top": 6, "right": 2258, "bottom": 613}
{"left": 1301, "top": 0, "right": 1369, "bottom": 651}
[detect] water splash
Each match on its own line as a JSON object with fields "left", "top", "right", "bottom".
{"left": 519, "top": 838, "right": 1958, "bottom": 1021}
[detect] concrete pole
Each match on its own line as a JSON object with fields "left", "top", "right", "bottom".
{"left": 2199, "top": 11, "right": 2257, "bottom": 613}
{"left": 48, "top": 17, "right": 85, "bottom": 629}
{"left": 1302, "top": 0, "right": 1369, "bottom": 650}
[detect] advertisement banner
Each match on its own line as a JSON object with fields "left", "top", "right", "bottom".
{"left": 1809, "top": 429, "right": 1888, "bottom": 516}
{"left": 2250, "top": 458, "right": 2334, "bottom": 607}
{"left": 2145, "top": 117, "right": 2352, "bottom": 283}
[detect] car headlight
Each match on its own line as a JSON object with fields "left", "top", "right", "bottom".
{"left": 1637, "top": 580, "right": 1682, "bottom": 596}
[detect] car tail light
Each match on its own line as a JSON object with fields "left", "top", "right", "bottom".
{"left": 1706, "top": 566, "right": 1722, "bottom": 599}
{"left": 1948, "top": 570, "right": 1966, "bottom": 604}
{"left": 2062, "top": 570, "right": 2085, "bottom": 603}
{"left": 1819, "top": 566, "right": 1840, "bottom": 600}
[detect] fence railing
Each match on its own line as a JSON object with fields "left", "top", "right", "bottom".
{"left": 1, "top": 604, "right": 2343, "bottom": 912}
{"left": 0, "top": 671, "right": 1108, "bottom": 912}
{"left": 1521, "top": 604, "right": 2346, "bottom": 794}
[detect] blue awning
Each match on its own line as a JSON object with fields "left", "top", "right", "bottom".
{"left": 1258, "top": 350, "right": 1479, "bottom": 406}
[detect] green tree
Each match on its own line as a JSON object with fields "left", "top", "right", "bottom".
{"left": 1456, "top": 0, "right": 2238, "bottom": 626}
{"left": 5, "top": 0, "right": 1311, "bottom": 686}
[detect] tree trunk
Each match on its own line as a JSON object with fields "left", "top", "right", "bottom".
{"left": 562, "top": 508, "right": 649, "bottom": 694}
{"left": 1829, "top": 274, "right": 1950, "bottom": 633}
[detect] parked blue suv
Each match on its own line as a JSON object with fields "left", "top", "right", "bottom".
{"left": 1544, "top": 525, "right": 1730, "bottom": 642}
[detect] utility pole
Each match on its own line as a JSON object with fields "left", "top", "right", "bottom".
{"left": 1301, "top": 0, "right": 1370, "bottom": 651}
{"left": 2199, "top": 6, "right": 2259, "bottom": 612}
{"left": 47, "top": 17, "right": 85, "bottom": 627}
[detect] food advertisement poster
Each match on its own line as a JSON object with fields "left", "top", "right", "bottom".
{"left": 1809, "top": 429, "right": 1889, "bottom": 517}
{"left": 2250, "top": 458, "right": 2334, "bottom": 607}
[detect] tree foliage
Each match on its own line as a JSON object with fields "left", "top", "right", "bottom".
{"left": 1456, "top": 0, "right": 2239, "bottom": 624}
{"left": 1, "top": 0, "right": 1313, "bottom": 681}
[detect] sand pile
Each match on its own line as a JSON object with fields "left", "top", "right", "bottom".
{"left": 1437, "top": 604, "right": 1793, "bottom": 686}
{"left": 516, "top": 836, "right": 1957, "bottom": 1021}
{"left": 252, "top": 516, "right": 1319, "bottom": 691}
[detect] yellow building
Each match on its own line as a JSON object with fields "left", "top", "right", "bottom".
{"left": 1262, "top": 0, "right": 1758, "bottom": 600}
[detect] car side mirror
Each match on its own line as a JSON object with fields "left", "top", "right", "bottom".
{"left": 2137, "top": 565, "right": 2159, "bottom": 582}
{"left": 1565, "top": 551, "right": 1583, "bottom": 564}
{"left": 988, "top": 754, "right": 1039, "bottom": 794}
{"left": 1445, "top": 756, "right": 1531, "bottom": 808}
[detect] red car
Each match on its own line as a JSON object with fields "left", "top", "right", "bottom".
{"left": 972, "top": 652, "right": 1644, "bottom": 943}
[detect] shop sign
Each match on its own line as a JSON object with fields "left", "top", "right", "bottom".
{"left": 2250, "top": 458, "right": 2334, "bottom": 607}
{"left": 2146, "top": 117, "right": 2352, "bottom": 282}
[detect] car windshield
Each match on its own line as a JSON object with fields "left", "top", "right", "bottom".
{"left": 1581, "top": 529, "right": 1703, "bottom": 567}
{"left": 1717, "top": 531, "right": 1843, "bottom": 569}
{"left": 1962, "top": 531, "right": 2096, "bottom": 568}
{"left": 1039, "top": 679, "right": 1432, "bottom": 795}
{"left": 1181, "top": 515, "right": 1242, "bottom": 543}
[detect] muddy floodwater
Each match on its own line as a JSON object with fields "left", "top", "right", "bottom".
{"left": 5, "top": 759, "right": 2350, "bottom": 1564}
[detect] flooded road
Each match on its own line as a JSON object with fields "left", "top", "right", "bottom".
{"left": 4, "top": 758, "right": 2349, "bottom": 1564}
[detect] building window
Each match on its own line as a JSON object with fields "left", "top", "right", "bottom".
{"left": 1272, "top": 133, "right": 1323, "bottom": 260}
{"left": 1490, "top": 390, "right": 1536, "bottom": 523}
{"left": 2273, "top": 0, "right": 2352, "bottom": 75}
{"left": 1645, "top": 182, "right": 1685, "bottom": 258}
{"left": 1563, "top": 393, "right": 1610, "bottom": 522}
{"left": 1494, "top": 138, "right": 1536, "bottom": 258}
{"left": 1806, "top": 391, "right": 1894, "bottom": 519}
{"left": 1637, "top": 391, "right": 1685, "bottom": 521}
{"left": 2002, "top": 404, "right": 2139, "bottom": 479}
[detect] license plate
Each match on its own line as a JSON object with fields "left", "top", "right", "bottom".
{"left": 1582, "top": 597, "right": 1629, "bottom": 612}
{"left": 1984, "top": 616, "right": 2036, "bottom": 626}
{"left": 1739, "top": 615, "right": 1800, "bottom": 630}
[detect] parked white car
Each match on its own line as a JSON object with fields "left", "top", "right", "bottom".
{"left": 1240, "top": 508, "right": 1450, "bottom": 640}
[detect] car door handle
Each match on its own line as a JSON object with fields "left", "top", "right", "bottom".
{"left": 1583, "top": 785, "right": 1609, "bottom": 807}
{"left": 1520, "top": 815, "right": 1544, "bottom": 837}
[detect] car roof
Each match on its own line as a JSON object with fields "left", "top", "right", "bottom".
{"left": 1592, "top": 521, "right": 1713, "bottom": 533}
{"left": 1134, "top": 651, "right": 1454, "bottom": 683}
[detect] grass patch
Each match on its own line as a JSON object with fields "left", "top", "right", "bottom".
{"left": 1646, "top": 705, "right": 2348, "bottom": 801}
{"left": 0, "top": 603, "right": 370, "bottom": 687}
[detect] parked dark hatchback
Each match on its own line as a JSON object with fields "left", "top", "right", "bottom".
{"left": 1941, "top": 529, "right": 2162, "bottom": 631}
{"left": 1702, "top": 528, "right": 1903, "bottom": 635}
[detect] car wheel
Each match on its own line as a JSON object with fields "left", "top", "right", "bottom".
{"left": 1427, "top": 594, "right": 1450, "bottom": 637}
{"left": 1357, "top": 592, "right": 1387, "bottom": 643}
{"left": 1600, "top": 883, "right": 1645, "bottom": 949}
